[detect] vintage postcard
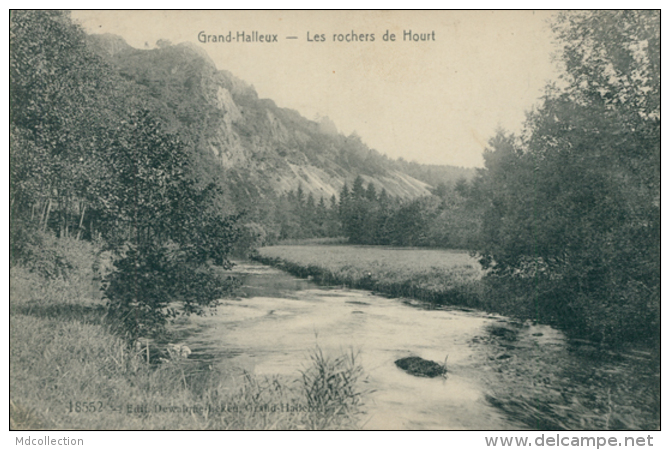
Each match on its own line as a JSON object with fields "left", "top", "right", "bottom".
{"left": 9, "top": 10, "right": 660, "bottom": 436}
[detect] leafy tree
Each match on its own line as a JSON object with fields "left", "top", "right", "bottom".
{"left": 103, "top": 112, "right": 239, "bottom": 338}
{"left": 473, "top": 11, "right": 660, "bottom": 343}
{"left": 426, "top": 181, "right": 482, "bottom": 249}
{"left": 10, "top": 11, "right": 241, "bottom": 340}
{"left": 10, "top": 10, "right": 117, "bottom": 242}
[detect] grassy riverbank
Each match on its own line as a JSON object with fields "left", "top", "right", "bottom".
{"left": 255, "top": 245, "right": 659, "bottom": 344}
{"left": 10, "top": 237, "right": 367, "bottom": 430}
{"left": 255, "top": 245, "right": 487, "bottom": 309}
{"left": 254, "top": 245, "right": 540, "bottom": 322}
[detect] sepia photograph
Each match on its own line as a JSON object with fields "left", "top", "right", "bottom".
{"left": 9, "top": 10, "right": 660, "bottom": 433}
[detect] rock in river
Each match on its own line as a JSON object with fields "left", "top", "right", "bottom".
{"left": 395, "top": 356, "right": 446, "bottom": 378}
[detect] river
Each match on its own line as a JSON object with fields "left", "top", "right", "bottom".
{"left": 174, "top": 261, "right": 659, "bottom": 430}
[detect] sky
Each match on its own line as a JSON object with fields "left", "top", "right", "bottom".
{"left": 71, "top": 10, "right": 562, "bottom": 168}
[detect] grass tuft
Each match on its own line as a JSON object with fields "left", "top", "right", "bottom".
{"left": 299, "top": 346, "right": 369, "bottom": 429}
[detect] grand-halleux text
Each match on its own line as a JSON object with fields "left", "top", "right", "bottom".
{"left": 199, "top": 31, "right": 278, "bottom": 43}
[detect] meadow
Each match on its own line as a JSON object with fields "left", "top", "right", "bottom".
{"left": 255, "top": 245, "right": 486, "bottom": 309}
{"left": 9, "top": 236, "right": 366, "bottom": 430}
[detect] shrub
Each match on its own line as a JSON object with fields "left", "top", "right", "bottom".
{"left": 104, "top": 243, "right": 238, "bottom": 340}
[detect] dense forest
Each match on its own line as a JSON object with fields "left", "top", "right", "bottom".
{"left": 473, "top": 11, "right": 660, "bottom": 345}
{"left": 10, "top": 10, "right": 660, "bottom": 347}
{"left": 10, "top": 11, "right": 241, "bottom": 338}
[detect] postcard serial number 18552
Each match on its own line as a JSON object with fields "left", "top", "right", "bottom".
{"left": 68, "top": 401, "right": 105, "bottom": 413}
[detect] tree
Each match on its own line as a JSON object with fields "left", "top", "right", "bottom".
{"left": 340, "top": 176, "right": 379, "bottom": 244}
{"left": 103, "top": 112, "right": 239, "bottom": 339}
{"left": 375, "top": 189, "right": 392, "bottom": 244}
{"left": 473, "top": 11, "right": 660, "bottom": 343}
{"left": 472, "top": 130, "right": 535, "bottom": 271}
{"left": 10, "top": 10, "right": 119, "bottom": 242}
{"left": 351, "top": 175, "right": 366, "bottom": 199}
{"left": 365, "top": 183, "right": 377, "bottom": 202}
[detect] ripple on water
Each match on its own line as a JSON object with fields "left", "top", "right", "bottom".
{"left": 174, "top": 261, "right": 658, "bottom": 430}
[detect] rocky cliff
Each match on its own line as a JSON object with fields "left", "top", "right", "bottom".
{"left": 88, "top": 34, "right": 471, "bottom": 202}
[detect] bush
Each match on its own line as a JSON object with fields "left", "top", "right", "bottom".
{"left": 231, "top": 222, "right": 268, "bottom": 258}
{"left": 104, "top": 243, "right": 238, "bottom": 340}
{"left": 10, "top": 229, "right": 97, "bottom": 279}
{"left": 9, "top": 231, "right": 110, "bottom": 308}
